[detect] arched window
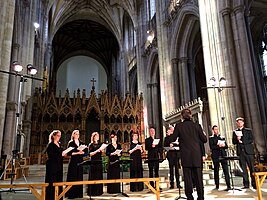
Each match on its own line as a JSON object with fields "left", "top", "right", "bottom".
{"left": 147, "top": 0, "right": 156, "bottom": 19}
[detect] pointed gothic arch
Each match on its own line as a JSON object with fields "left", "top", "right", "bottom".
{"left": 146, "top": 51, "right": 163, "bottom": 140}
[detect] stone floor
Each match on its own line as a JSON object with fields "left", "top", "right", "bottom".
{"left": 0, "top": 163, "right": 266, "bottom": 200}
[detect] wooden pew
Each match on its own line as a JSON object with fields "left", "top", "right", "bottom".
{"left": 0, "top": 183, "right": 48, "bottom": 200}
{"left": 53, "top": 177, "right": 160, "bottom": 200}
{"left": 253, "top": 171, "right": 267, "bottom": 200}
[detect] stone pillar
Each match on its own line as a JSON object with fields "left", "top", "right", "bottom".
{"left": 188, "top": 59, "right": 197, "bottom": 99}
{"left": 23, "top": 120, "right": 31, "bottom": 156}
{"left": 219, "top": 4, "right": 243, "bottom": 144}
{"left": 151, "top": 83, "right": 160, "bottom": 138}
{"left": 0, "top": 1, "right": 16, "bottom": 157}
{"left": 198, "top": 0, "right": 233, "bottom": 142}
{"left": 147, "top": 83, "right": 153, "bottom": 128}
{"left": 232, "top": 4, "right": 266, "bottom": 153}
{"left": 178, "top": 57, "right": 190, "bottom": 105}
{"left": 171, "top": 58, "right": 180, "bottom": 107}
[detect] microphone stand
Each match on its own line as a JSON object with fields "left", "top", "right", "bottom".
{"left": 164, "top": 147, "right": 186, "bottom": 200}
{"left": 78, "top": 158, "right": 102, "bottom": 200}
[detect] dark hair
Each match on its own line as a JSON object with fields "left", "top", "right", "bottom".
{"left": 132, "top": 132, "right": 139, "bottom": 137}
{"left": 181, "top": 108, "right": 192, "bottom": 120}
{"left": 110, "top": 133, "right": 116, "bottom": 138}
{"left": 212, "top": 125, "right": 218, "bottom": 130}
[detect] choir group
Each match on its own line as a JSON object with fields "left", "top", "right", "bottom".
{"left": 44, "top": 110, "right": 256, "bottom": 200}
{"left": 44, "top": 129, "right": 144, "bottom": 200}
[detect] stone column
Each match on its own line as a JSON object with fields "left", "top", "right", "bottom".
{"left": 219, "top": 4, "right": 243, "bottom": 144}
{"left": 171, "top": 58, "right": 180, "bottom": 107}
{"left": 188, "top": 59, "right": 197, "bottom": 99}
{"left": 0, "top": 1, "right": 16, "bottom": 157}
{"left": 178, "top": 57, "right": 190, "bottom": 105}
{"left": 3, "top": 43, "right": 21, "bottom": 156}
{"left": 198, "top": 0, "right": 234, "bottom": 142}
{"left": 146, "top": 83, "right": 153, "bottom": 128}
{"left": 151, "top": 83, "right": 160, "bottom": 138}
{"left": 232, "top": 4, "right": 266, "bottom": 153}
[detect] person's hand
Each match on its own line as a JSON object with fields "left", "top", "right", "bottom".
{"left": 79, "top": 150, "right": 84, "bottom": 155}
{"left": 170, "top": 143, "right": 174, "bottom": 147}
{"left": 62, "top": 152, "right": 66, "bottom": 157}
{"left": 238, "top": 140, "right": 243, "bottom": 143}
{"left": 219, "top": 143, "right": 225, "bottom": 147}
{"left": 152, "top": 144, "right": 156, "bottom": 148}
{"left": 237, "top": 136, "right": 241, "bottom": 140}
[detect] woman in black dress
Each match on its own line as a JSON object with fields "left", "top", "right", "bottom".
{"left": 45, "top": 130, "right": 65, "bottom": 200}
{"left": 106, "top": 133, "right": 122, "bottom": 193}
{"left": 65, "top": 130, "right": 85, "bottom": 199}
{"left": 87, "top": 132, "right": 104, "bottom": 196}
{"left": 129, "top": 132, "right": 144, "bottom": 192}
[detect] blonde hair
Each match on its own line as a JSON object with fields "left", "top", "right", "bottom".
{"left": 71, "top": 130, "right": 79, "bottom": 140}
{"left": 91, "top": 132, "right": 99, "bottom": 143}
{"left": 48, "top": 130, "right": 61, "bottom": 143}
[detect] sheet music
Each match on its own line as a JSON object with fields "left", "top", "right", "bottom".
{"left": 62, "top": 147, "right": 74, "bottom": 155}
{"left": 135, "top": 144, "right": 142, "bottom": 150}
{"left": 235, "top": 130, "right": 243, "bottom": 137}
{"left": 217, "top": 140, "right": 225, "bottom": 146}
{"left": 77, "top": 144, "right": 87, "bottom": 151}
{"left": 99, "top": 143, "right": 108, "bottom": 151}
{"left": 172, "top": 138, "right": 179, "bottom": 145}
{"left": 153, "top": 139, "right": 160, "bottom": 145}
{"left": 173, "top": 146, "right": 179, "bottom": 150}
{"left": 114, "top": 149, "right": 122, "bottom": 155}
{"left": 164, "top": 146, "right": 179, "bottom": 151}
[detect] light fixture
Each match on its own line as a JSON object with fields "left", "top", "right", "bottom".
{"left": 27, "top": 64, "right": 37, "bottom": 75}
{"left": 208, "top": 77, "right": 216, "bottom": 87}
{"left": 219, "top": 77, "right": 226, "bottom": 87}
{"left": 12, "top": 61, "right": 23, "bottom": 73}
{"left": 33, "top": 22, "right": 40, "bottom": 30}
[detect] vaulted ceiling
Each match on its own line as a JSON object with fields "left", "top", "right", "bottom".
{"left": 52, "top": 19, "right": 119, "bottom": 74}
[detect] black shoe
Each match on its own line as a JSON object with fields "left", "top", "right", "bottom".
{"left": 170, "top": 185, "right": 174, "bottom": 189}
{"left": 224, "top": 187, "right": 231, "bottom": 191}
{"left": 241, "top": 186, "right": 249, "bottom": 189}
{"left": 177, "top": 185, "right": 183, "bottom": 189}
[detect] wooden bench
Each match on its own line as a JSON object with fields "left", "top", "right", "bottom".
{"left": 53, "top": 177, "right": 160, "bottom": 200}
{"left": 253, "top": 171, "right": 267, "bottom": 200}
{"left": 0, "top": 183, "right": 48, "bottom": 200}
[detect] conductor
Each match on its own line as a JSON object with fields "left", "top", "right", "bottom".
{"left": 173, "top": 108, "right": 207, "bottom": 200}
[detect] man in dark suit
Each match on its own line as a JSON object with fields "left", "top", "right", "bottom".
{"left": 145, "top": 127, "right": 162, "bottom": 188}
{"left": 173, "top": 108, "right": 207, "bottom": 200}
{"left": 164, "top": 126, "right": 182, "bottom": 189}
{"left": 232, "top": 117, "right": 256, "bottom": 189}
{"left": 209, "top": 125, "right": 231, "bottom": 190}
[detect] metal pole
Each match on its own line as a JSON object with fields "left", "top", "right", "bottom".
{"left": 11, "top": 76, "right": 24, "bottom": 185}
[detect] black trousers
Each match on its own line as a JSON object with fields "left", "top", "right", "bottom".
{"left": 148, "top": 161, "right": 159, "bottom": 187}
{"left": 183, "top": 167, "right": 204, "bottom": 200}
{"left": 239, "top": 150, "right": 255, "bottom": 187}
{"left": 167, "top": 157, "right": 180, "bottom": 186}
{"left": 212, "top": 158, "right": 231, "bottom": 188}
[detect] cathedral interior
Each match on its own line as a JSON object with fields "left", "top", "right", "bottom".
{"left": 0, "top": 0, "right": 267, "bottom": 164}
